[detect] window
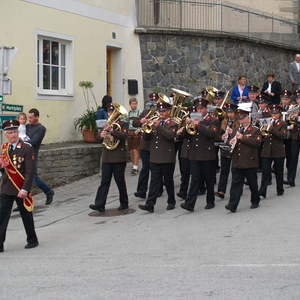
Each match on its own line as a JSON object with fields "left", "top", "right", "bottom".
{"left": 37, "top": 35, "right": 73, "bottom": 96}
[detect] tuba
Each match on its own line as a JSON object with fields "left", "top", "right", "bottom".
{"left": 170, "top": 88, "right": 192, "bottom": 125}
{"left": 286, "top": 104, "right": 300, "bottom": 125}
{"left": 102, "top": 103, "right": 128, "bottom": 150}
{"left": 205, "top": 86, "right": 219, "bottom": 102}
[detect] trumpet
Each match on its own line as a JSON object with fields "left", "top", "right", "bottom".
{"left": 186, "top": 121, "right": 197, "bottom": 135}
{"left": 102, "top": 103, "right": 128, "bottom": 150}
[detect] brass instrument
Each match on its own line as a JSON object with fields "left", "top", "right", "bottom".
{"left": 214, "top": 89, "right": 231, "bottom": 118}
{"left": 205, "top": 86, "right": 219, "bottom": 102}
{"left": 102, "top": 103, "right": 128, "bottom": 150}
{"left": 185, "top": 113, "right": 205, "bottom": 135}
{"left": 259, "top": 118, "right": 273, "bottom": 137}
{"left": 142, "top": 93, "right": 171, "bottom": 134}
{"left": 286, "top": 104, "right": 300, "bottom": 125}
{"left": 170, "top": 88, "right": 192, "bottom": 125}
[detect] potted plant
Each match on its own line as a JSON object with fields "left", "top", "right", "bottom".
{"left": 74, "top": 81, "right": 99, "bottom": 143}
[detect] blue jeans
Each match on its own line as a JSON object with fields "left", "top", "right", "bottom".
{"left": 33, "top": 176, "right": 52, "bottom": 195}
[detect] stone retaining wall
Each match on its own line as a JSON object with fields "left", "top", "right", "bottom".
{"left": 34, "top": 143, "right": 102, "bottom": 192}
{"left": 138, "top": 29, "right": 297, "bottom": 98}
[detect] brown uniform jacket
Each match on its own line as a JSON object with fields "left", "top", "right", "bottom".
{"left": 101, "top": 128, "right": 128, "bottom": 163}
{"left": 187, "top": 115, "right": 218, "bottom": 161}
{"left": 1, "top": 141, "right": 34, "bottom": 196}
{"left": 289, "top": 113, "right": 300, "bottom": 140}
{"left": 133, "top": 109, "right": 151, "bottom": 152}
{"left": 261, "top": 120, "right": 287, "bottom": 158}
{"left": 145, "top": 119, "right": 177, "bottom": 164}
{"left": 231, "top": 125, "right": 262, "bottom": 169}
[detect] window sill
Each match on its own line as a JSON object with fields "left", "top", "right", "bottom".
{"left": 37, "top": 93, "right": 74, "bottom": 101}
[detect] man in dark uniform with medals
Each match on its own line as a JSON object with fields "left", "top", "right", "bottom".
{"left": 0, "top": 120, "right": 38, "bottom": 253}
{"left": 181, "top": 99, "right": 218, "bottom": 212}
{"left": 215, "top": 103, "right": 239, "bottom": 199}
{"left": 139, "top": 100, "right": 178, "bottom": 213}
{"left": 285, "top": 89, "right": 300, "bottom": 186}
{"left": 280, "top": 89, "right": 293, "bottom": 181}
{"left": 89, "top": 104, "right": 129, "bottom": 212}
{"left": 225, "top": 103, "right": 262, "bottom": 213}
{"left": 259, "top": 105, "right": 287, "bottom": 198}
{"left": 134, "top": 92, "right": 163, "bottom": 199}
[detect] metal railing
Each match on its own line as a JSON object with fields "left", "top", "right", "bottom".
{"left": 136, "top": 0, "right": 300, "bottom": 48}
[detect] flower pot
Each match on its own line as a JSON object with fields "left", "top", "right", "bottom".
{"left": 82, "top": 129, "right": 97, "bottom": 143}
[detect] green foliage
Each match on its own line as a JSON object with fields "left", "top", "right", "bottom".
{"left": 74, "top": 108, "right": 97, "bottom": 133}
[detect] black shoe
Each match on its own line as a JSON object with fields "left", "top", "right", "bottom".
{"left": 134, "top": 192, "right": 146, "bottom": 199}
{"left": 215, "top": 191, "right": 225, "bottom": 199}
{"left": 277, "top": 190, "right": 284, "bottom": 196}
{"left": 283, "top": 180, "right": 289, "bottom": 185}
{"left": 45, "top": 190, "right": 54, "bottom": 205}
{"left": 89, "top": 204, "right": 105, "bottom": 212}
{"left": 205, "top": 203, "right": 215, "bottom": 210}
{"left": 138, "top": 204, "right": 154, "bottom": 213}
{"left": 258, "top": 191, "right": 266, "bottom": 199}
{"left": 118, "top": 205, "right": 128, "bottom": 211}
{"left": 250, "top": 203, "right": 259, "bottom": 209}
{"left": 225, "top": 204, "right": 236, "bottom": 213}
{"left": 25, "top": 241, "right": 39, "bottom": 249}
{"left": 0, "top": 244, "right": 3, "bottom": 253}
{"left": 180, "top": 203, "right": 194, "bottom": 212}
{"left": 290, "top": 182, "right": 295, "bottom": 187}
{"left": 13, "top": 207, "right": 19, "bottom": 212}
{"left": 166, "top": 204, "right": 175, "bottom": 211}
{"left": 177, "top": 193, "right": 186, "bottom": 200}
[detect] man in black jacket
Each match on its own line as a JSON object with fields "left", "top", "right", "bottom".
{"left": 26, "top": 109, "right": 54, "bottom": 205}
{"left": 262, "top": 72, "right": 282, "bottom": 104}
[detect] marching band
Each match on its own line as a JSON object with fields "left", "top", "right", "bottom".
{"left": 91, "top": 86, "right": 300, "bottom": 214}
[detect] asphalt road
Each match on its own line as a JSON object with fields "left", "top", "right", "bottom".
{"left": 1, "top": 164, "right": 300, "bottom": 300}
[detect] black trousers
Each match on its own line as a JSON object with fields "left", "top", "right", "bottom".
{"left": 260, "top": 157, "right": 284, "bottom": 196}
{"left": 228, "top": 168, "right": 260, "bottom": 209}
{"left": 285, "top": 139, "right": 292, "bottom": 171}
{"left": 178, "top": 157, "right": 191, "bottom": 198}
{"left": 186, "top": 160, "right": 215, "bottom": 208}
{"left": 136, "top": 150, "right": 150, "bottom": 196}
{"left": 287, "top": 140, "right": 300, "bottom": 185}
{"left": 95, "top": 162, "right": 128, "bottom": 209}
{"left": 146, "top": 162, "right": 175, "bottom": 207}
{"left": 0, "top": 194, "right": 38, "bottom": 245}
{"left": 217, "top": 157, "right": 232, "bottom": 194}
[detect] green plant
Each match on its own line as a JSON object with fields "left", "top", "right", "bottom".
{"left": 74, "top": 108, "right": 97, "bottom": 132}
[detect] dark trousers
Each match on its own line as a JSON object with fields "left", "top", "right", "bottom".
{"left": 285, "top": 139, "right": 292, "bottom": 171}
{"left": 287, "top": 140, "right": 300, "bottom": 185}
{"left": 217, "top": 157, "right": 232, "bottom": 193}
{"left": 0, "top": 194, "right": 38, "bottom": 245}
{"left": 146, "top": 162, "right": 175, "bottom": 207}
{"left": 186, "top": 160, "right": 215, "bottom": 208}
{"left": 136, "top": 150, "right": 150, "bottom": 196}
{"left": 260, "top": 157, "right": 284, "bottom": 196}
{"left": 228, "top": 168, "right": 260, "bottom": 209}
{"left": 95, "top": 162, "right": 128, "bottom": 208}
{"left": 178, "top": 157, "right": 191, "bottom": 198}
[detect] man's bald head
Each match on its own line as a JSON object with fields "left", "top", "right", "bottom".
{"left": 295, "top": 54, "right": 300, "bottom": 62}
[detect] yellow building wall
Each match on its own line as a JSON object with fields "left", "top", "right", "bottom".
{"left": 0, "top": 0, "right": 144, "bottom": 143}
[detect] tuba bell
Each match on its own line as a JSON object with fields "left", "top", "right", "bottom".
{"left": 170, "top": 88, "right": 192, "bottom": 125}
{"left": 205, "top": 86, "right": 219, "bottom": 103}
{"left": 102, "top": 102, "right": 128, "bottom": 150}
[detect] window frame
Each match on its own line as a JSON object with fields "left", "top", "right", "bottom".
{"left": 36, "top": 31, "right": 74, "bottom": 97}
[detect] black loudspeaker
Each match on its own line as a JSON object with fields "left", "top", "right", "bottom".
{"left": 128, "top": 79, "right": 138, "bottom": 95}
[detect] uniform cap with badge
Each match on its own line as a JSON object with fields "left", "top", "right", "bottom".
{"left": 237, "top": 102, "right": 252, "bottom": 119}
{"left": 2, "top": 119, "right": 20, "bottom": 131}
{"left": 281, "top": 89, "right": 292, "bottom": 99}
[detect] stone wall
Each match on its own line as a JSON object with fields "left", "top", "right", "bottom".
{"left": 139, "top": 30, "right": 297, "bottom": 98}
{"left": 34, "top": 143, "right": 102, "bottom": 193}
